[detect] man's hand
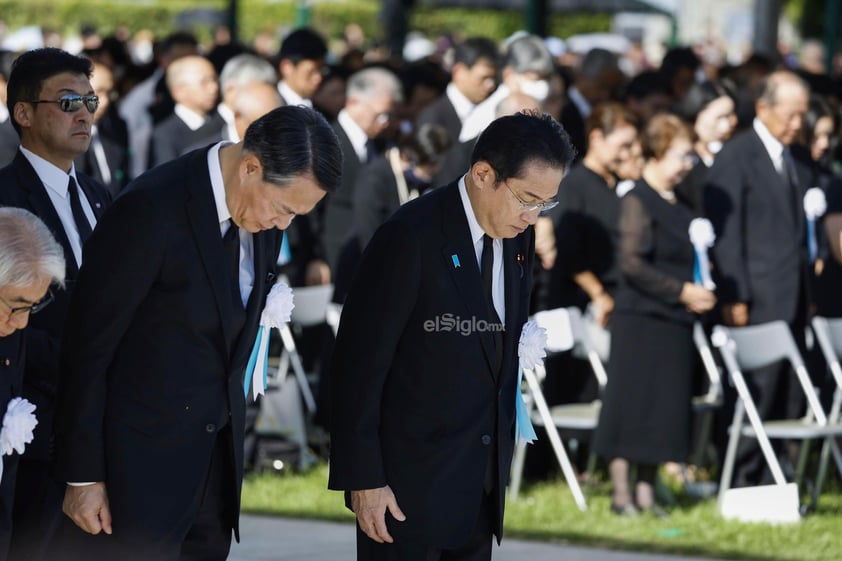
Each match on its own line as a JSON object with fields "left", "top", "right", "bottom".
{"left": 305, "top": 259, "right": 331, "bottom": 286}
{"left": 679, "top": 282, "right": 717, "bottom": 314}
{"left": 63, "top": 482, "right": 112, "bottom": 535}
{"left": 533, "top": 216, "right": 557, "bottom": 270}
{"left": 351, "top": 485, "right": 406, "bottom": 544}
{"left": 722, "top": 302, "right": 749, "bottom": 327}
{"left": 592, "top": 292, "right": 614, "bottom": 327}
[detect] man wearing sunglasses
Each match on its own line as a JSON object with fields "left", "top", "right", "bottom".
{"left": 0, "top": 48, "right": 111, "bottom": 561}
{"left": 0, "top": 208, "right": 65, "bottom": 561}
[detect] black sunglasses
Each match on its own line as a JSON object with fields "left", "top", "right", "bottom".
{"left": 27, "top": 94, "right": 99, "bottom": 114}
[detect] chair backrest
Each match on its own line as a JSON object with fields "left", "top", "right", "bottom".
{"left": 289, "top": 284, "right": 334, "bottom": 327}
{"left": 532, "top": 306, "right": 607, "bottom": 388}
{"left": 714, "top": 321, "right": 826, "bottom": 425}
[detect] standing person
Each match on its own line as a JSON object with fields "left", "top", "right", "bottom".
{"left": 0, "top": 208, "right": 65, "bottom": 560}
{"left": 51, "top": 105, "right": 342, "bottom": 561}
{"left": 0, "top": 47, "right": 112, "bottom": 561}
{"left": 593, "top": 114, "right": 716, "bottom": 516}
{"left": 705, "top": 71, "right": 816, "bottom": 487}
{"left": 328, "top": 111, "right": 574, "bottom": 561}
{"left": 275, "top": 28, "right": 328, "bottom": 108}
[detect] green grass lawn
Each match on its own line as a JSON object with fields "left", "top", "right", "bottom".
{"left": 241, "top": 465, "right": 842, "bottom": 561}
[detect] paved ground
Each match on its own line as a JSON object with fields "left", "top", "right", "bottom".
{"left": 230, "top": 515, "right": 733, "bottom": 561}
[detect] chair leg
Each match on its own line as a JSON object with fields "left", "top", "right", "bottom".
{"left": 718, "top": 402, "right": 744, "bottom": 507}
{"left": 509, "top": 435, "right": 528, "bottom": 501}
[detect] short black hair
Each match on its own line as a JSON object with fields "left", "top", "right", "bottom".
{"left": 6, "top": 48, "right": 93, "bottom": 135}
{"left": 672, "top": 80, "right": 735, "bottom": 122}
{"left": 278, "top": 28, "right": 328, "bottom": 65}
{"left": 622, "top": 70, "right": 672, "bottom": 103}
{"left": 243, "top": 105, "right": 342, "bottom": 193}
{"left": 453, "top": 37, "right": 500, "bottom": 70}
{"left": 471, "top": 111, "right": 574, "bottom": 181}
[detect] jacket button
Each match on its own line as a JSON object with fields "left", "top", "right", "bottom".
{"left": 205, "top": 424, "right": 216, "bottom": 433}
{"left": 481, "top": 434, "right": 492, "bottom": 445}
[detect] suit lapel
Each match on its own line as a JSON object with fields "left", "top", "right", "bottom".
{"left": 502, "top": 237, "right": 523, "bottom": 374}
{"left": 747, "top": 131, "right": 797, "bottom": 229}
{"left": 231, "top": 232, "right": 269, "bottom": 370}
{"left": 185, "top": 151, "right": 236, "bottom": 360}
{"left": 438, "top": 184, "right": 499, "bottom": 378}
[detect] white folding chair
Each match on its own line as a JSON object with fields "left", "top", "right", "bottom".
{"left": 713, "top": 321, "right": 842, "bottom": 517}
{"left": 265, "top": 283, "right": 334, "bottom": 470}
{"left": 807, "top": 316, "right": 842, "bottom": 508}
{"left": 509, "top": 307, "right": 608, "bottom": 511}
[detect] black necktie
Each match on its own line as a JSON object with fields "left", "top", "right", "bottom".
{"left": 364, "top": 139, "right": 377, "bottom": 163}
{"left": 781, "top": 148, "right": 800, "bottom": 222}
{"left": 481, "top": 234, "right": 498, "bottom": 320}
{"left": 223, "top": 221, "right": 242, "bottom": 308}
{"left": 67, "top": 175, "right": 93, "bottom": 245}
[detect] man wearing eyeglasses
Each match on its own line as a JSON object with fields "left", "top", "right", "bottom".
{"left": 329, "top": 111, "right": 573, "bottom": 561}
{"left": 0, "top": 47, "right": 111, "bottom": 561}
{"left": 0, "top": 207, "right": 65, "bottom": 561}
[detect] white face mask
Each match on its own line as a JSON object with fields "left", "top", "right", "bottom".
{"left": 517, "top": 77, "right": 550, "bottom": 102}
{"left": 707, "top": 141, "right": 723, "bottom": 155}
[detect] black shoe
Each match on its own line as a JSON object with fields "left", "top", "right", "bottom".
{"left": 610, "top": 502, "right": 640, "bottom": 517}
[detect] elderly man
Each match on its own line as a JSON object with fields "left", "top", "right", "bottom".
{"left": 52, "top": 105, "right": 342, "bottom": 561}
{"left": 329, "top": 111, "right": 574, "bottom": 561}
{"left": 149, "top": 55, "right": 224, "bottom": 167}
{"left": 0, "top": 208, "right": 64, "bottom": 560}
{"left": 218, "top": 54, "right": 279, "bottom": 143}
{"left": 321, "top": 66, "right": 404, "bottom": 271}
{"left": 705, "top": 70, "right": 816, "bottom": 487}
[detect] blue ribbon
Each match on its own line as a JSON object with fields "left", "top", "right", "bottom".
{"left": 514, "top": 361, "right": 537, "bottom": 444}
{"left": 693, "top": 252, "right": 703, "bottom": 285}
{"left": 807, "top": 218, "right": 817, "bottom": 263}
{"left": 277, "top": 232, "right": 291, "bottom": 266}
{"left": 243, "top": 325, "right": 269, "bottom": 398}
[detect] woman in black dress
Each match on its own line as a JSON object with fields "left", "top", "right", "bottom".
{"left": 593, "top": 114, "right": 717, "bottom": 516}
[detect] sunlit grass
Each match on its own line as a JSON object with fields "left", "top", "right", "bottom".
{"left": 241, "top": 464, "right": 842, "bottom": 561}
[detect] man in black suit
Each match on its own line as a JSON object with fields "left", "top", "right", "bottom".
{"left": 322, "top": 66, "right": 403, "bottom": 271}
{"left": 328, "top": 111, "right": 574, "bottom": 561}
{"left": 0, "top": 50, "right": 20, "bottom": 168}
{"left": 275, "top": 28, "right": 327, "bottom": 108}
{"left": 0, "top": 48, "right": 112, "bottom": 561}
{"left": 149, "top": 55, "right": 225, "bottom": 168}
{"left": 0, "top": 207, "right": 66, "bottom": 560}
{"left": 416, "top": 37, "right": 500, "bottom": 144}
{"left": 52, "top": 105, "right": 341, "bottom": 561}
{"left": 705, "top": 70, "right": 815, "bottom": 487}
{"left": 73, "top": 62, "right": 129, "bottom": 197}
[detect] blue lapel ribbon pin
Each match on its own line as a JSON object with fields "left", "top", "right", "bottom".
{"left": 451, "top": 254, "right": 460, "bottom": 268}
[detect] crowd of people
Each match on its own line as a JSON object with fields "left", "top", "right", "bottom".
{"left": 0, "top": 18, "right": 840, "bottom": 561}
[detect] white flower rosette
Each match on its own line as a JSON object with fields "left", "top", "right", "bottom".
{"left": 804, "top": 187, "right": 827, "bottom": 263}
{"left": 515, "top": 321, "right": 547, "bottom": 445}
{"left": 0, "top": 397, "right": 38, "bottom": 483}
{"left": 688, "top": 218, "right": 716, "bottom": 290}
{"left": 244, "top": 282, "right": 295, "bottom": 399}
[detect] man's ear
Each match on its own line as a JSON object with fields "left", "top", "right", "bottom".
{"left": 470, "top": 160, "right": 495, "bottom": 189}
{"left": 239, "top": 153, "right": 263, "bottom": 183}
{"left": 13, "top": 102, "right": 32, "bottom": 130}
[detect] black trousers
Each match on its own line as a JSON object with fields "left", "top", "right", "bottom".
{"left": 8, "top": 458, "right": 65, "bottom": 561}
{"left": 48, "top": 427, "right": 235, "bottom": 561}
{"left": 356, "top": 492, "right": 494, "bottom": 561}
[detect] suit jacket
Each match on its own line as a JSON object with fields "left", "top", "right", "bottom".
{"left": 0, "top": 151, "right": 111, "bottom": 460}
{"left": 74, "top": 109, "right": 131, "bottom": 198}
{"left": 0, "top": 120, "right": 19, "bottom": 168}
{"left": 53, "top": 148, "right": 283, "bottom": 548}
{"left": 322, "top": 121, "right": 366, "bottom": 270}
{"left": 328, "top": 182, "right": 535, "bottom": 548}
{"left": 148, "top": 110, "right": 225, "bottom": 169}
{"left": 705, "top": 128, "right": 816, "bottom": 324}
{"left": 416, "top": 94, "right": 461, "bottom": 147}
{"left": 560, "top": 102, "right": 586, "bottom": 163}
{"left": 0, "top": 331, "right": 25, "bottom": 558}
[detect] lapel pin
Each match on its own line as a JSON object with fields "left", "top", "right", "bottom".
{"left": 451, "top": 254, "right": 461, "bottom": 268}
{"left": 95, "top": 203, "right": 101, "bottom": 209}
{"left": 516, "top": 253, "right": 524, "bottom": 264}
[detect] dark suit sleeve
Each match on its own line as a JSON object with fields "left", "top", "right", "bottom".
{"left": 54, "top": 189, "right": 166, "bottom": 482}
{"left": 704, "top": 147, "right": 751, "bottom": 304}
{"left": 353, "top": 163, "right": 394, "bottom": 249}
{"left": 328, "top": 219, "right": 421, "bottom": 491}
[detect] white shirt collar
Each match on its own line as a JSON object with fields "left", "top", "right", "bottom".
{"left": 207, "top": 141, "right": 234, "bottom": 226}
{"left": 337, "top": 108, "right": 369, "bottom": 163}
{"left": 446, "top": 83, "right": 476, "bottom": 123}
{"left": 458, "top": 174, "right": 487, "bottom": 250}
{"left": 174, "top": 103, "right": 207, "bottom": 131}
{"left": 278, "top": 81, "right": 312, "bottom": 108}
{"left": 567, "top": 86, "right": 591, "bottom": 119}
{"left": 217, "top": 102, "right": 239, "bottom": 142}
{"left": 753, "top": 117, "right": 785, "bottom": 170}
{"left": 19, "top": 146, "right": 79, "bottom": 197}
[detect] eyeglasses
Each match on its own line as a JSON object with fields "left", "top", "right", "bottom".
{"left": 362, "top": 100, "right": 394, "bottom": 125}
{"left": 27, "top": 94, "right": 99, "bottom": 114}
{"left": 0, "top": 289, "right": 54, "bottom": 317}
{"left": 666, "top": 149, "right": 700, "bottom": 166}
{"left": 503, "top": 180, "right": 559, "bottom": 212}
